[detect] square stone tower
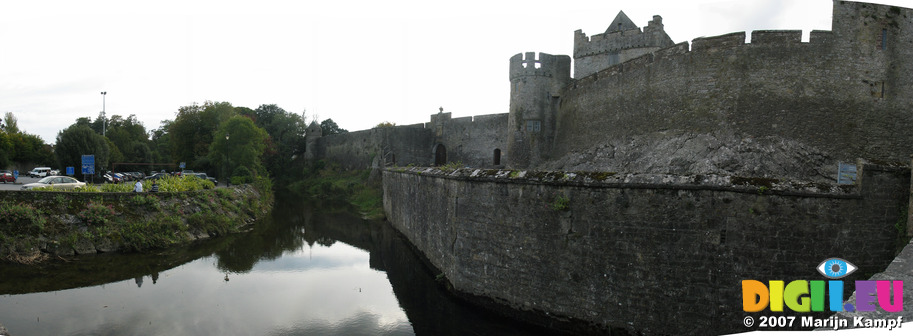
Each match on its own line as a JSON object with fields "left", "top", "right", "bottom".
{"left": 573, "top": 11, "right": 674, "bottom": 79}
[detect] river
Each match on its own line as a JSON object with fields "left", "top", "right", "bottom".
{"left": 0, "top": 197, "right": 558, "bottom": 336}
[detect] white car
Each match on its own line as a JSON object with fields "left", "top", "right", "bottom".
{"left": 28, "top": 167, "right": 52, "bottom": 178}
{"left": 21, "top": 176, "right": 86, "bottom": 190}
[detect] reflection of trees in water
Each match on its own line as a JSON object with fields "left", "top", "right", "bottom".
{"left": 213, "top": 200, "right": 350, "bottom": 273}
{"left": 0, "top": 236, "right": 236, "bottom": 294}
{"left": 315, "top": 237, "right": 336, "bottom": 247}
{"left": 213, "top": 205, "right": 312, "bottom": 273}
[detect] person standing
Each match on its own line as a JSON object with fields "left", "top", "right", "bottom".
{"left": 133, "top": 180, "right": 143, "bottom": 192}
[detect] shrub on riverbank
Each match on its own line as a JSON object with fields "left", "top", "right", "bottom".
{"left": 288, "top": 161, "right": 384, "bottom": 220}
{"left": 0, "top": 183, "right": 272, "bottom": 264}
{"left": 32, "top": 175, "right": 216, "bottom": 193}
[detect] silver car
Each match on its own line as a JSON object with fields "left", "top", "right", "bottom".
{"left": 21, "top": 176, "right": 86, "bottom": 190}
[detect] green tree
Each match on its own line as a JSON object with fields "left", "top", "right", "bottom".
{"left": 55, "top": 125, "right": 111, "bottom": 172}
{"left": 150, "top": 120, "right": 173, "bottom": 167}
{"left": 11, "top": 133, "right": 54, "bottom": 165}
{"left": 320, "top": 119, "right": 347, "bottom": 135}
{"left": 105, "top": 114, "right": 151, "bottom": 164}
{"left": 169, "top": 101, "right": 237, "bottom": 172}
{"left": 0, "top": 112, "right": 54, "bottom": 168}
{"left": 2, "top": 112, "right": 19, "bottom": 134}
{"left": 0, "top": 130, "right": 11, "bottom": 169}
{"left": 244, "top": 104, "right": 306, "bottom": 182}
{"left": 208, "top": 116, "right": 269, "bottom": 182}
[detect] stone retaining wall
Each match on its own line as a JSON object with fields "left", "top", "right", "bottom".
{"left": 383, "top": 164, "right": 909, "bottom": 334}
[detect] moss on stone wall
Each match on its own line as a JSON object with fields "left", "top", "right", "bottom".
{"left": 0, "top": 185, "right": 272, "bottom": 264}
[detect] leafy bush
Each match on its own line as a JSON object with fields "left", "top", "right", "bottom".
{"left": 131, "top": 194, "right": 161, "bottom": 210}
{"left": 78, "top": 202, "right": 115, "bottom": 226}
{"left": 100, "top": 183, "right": 133, "bottom": 192}
{"left": 119, "top": 215, "right": 185, "bottom": 251}
{"left": 0, "top": 203, "right": 46, "bottom": 235}
{"left": 73, "top": 185, "right": 101, "bottom": 192}
{"left": 232, "top": 166, "right": 253, "bottom": 184}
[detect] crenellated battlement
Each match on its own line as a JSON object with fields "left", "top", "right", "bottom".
{"left": 569, "top": 28, "right": 843, "bottom": 92}
{"left": 509, "top": 52, "right": 571, "bottom": 81}
{"left": 750, "top": 30, "right": 802, "bottom": 44}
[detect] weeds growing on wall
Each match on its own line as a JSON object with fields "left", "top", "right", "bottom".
{"left": 551, "top": 194, "right": 570, "bottom": 211}
{"left": 0, "top": 203, "right": 46, "bottom": 235}
{"left": 78, "top": 202, "right": 115, "bottom": 226}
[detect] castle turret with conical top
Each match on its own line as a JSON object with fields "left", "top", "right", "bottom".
{"left": 506, "top": 52, "right": 571, "bottom": 168}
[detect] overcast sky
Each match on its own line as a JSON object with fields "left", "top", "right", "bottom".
{"left": 1, "top": 0, "right": 909, "bottom": 143}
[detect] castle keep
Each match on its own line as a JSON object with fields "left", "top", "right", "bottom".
{"left": 309, "top": 0, "right": 913, "bottom": 184}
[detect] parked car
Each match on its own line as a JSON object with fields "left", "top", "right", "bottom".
{"left": 21, "top": 176, "right": 86, "bottom": 190}
{"left": 194, "top": 173, "right": 218, "bottom": 185}
{"left": 103, "top": 172, "right": 122, "bottom": 184}
{"left": 116, "top": 172, "right": 133, "bottom": 182}
{"left": 144, "top": 173, "right": 170, "bottom": 180}
{"left": 0, "top": 170, "right": 15, "bottom": 183}
{"left": 28, "top": 167, "right": 52, "bottom": 178}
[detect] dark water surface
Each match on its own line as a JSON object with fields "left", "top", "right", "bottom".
{"left": 0, "top": 197, "right": 553, "bottom": 336}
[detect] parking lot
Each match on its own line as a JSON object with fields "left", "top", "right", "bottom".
{"left": 0, "top": 176, "right": 38, "bottom": 191}
{"left": 0, "top": 175, "right": 227, "bottom": 191}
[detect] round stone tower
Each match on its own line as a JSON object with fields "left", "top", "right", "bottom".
{"left": 506, "top": 52, "right": 571, "bottom": 168}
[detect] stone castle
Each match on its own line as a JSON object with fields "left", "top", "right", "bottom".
{"left": 371, "top": 1, "right": 913, "bottom": 333}
{"left": 308, "top": 0, "right": 913, "bottom": 183}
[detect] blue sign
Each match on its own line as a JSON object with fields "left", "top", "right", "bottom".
{"left": 66, "top": 166, "right": 75, "bottom": 176}
{"left": 81, "top": 155, "right": 95, "bottom": 175}
{"left": 180, "top": 161, "right": 186, "bottom": 169}
{"left": 837, "top": 162, "right": 857, "bottom": 185}
{"left": 13, "top": 170, "right": 18, "bottom": 179}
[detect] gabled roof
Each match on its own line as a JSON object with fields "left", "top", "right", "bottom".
{"left": 606, "top": 11, "right": 638, "bottom": 33}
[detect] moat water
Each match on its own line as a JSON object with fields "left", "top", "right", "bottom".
{"left": 0, "top": 197, "right": 553, "bottom": 336}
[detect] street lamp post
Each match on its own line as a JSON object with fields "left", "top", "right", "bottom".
{"left": 101, "top": 91, "right": 107, "bottom": 136}
{"left": 224, "top": 133, "right": 229, "bottom": 186}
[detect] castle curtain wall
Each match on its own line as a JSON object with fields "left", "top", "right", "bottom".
{"left": 553, "top": 2, "right": 913, "bottom": 174}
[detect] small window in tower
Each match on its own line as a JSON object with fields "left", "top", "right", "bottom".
{"left": 526, "top": 120, "right": 541, "bottom": 132}
{"left": 882, "top": 29, "right": 887, "bottom": 50}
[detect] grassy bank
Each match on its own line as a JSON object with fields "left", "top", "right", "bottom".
{"left": 287, "top": 161, "right": 384, "bottom": 220}
{"left": 0, "top": 179, "right": 273, "bottom": 264}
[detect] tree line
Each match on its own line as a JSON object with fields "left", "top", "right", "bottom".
{"left": 1, "top": 103, "right": 349, "bottom": 185}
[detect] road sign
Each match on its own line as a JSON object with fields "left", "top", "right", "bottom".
{"left": 180, "top": 162, "right": 186, "bottom": 169}
{"left": 67, "top": 166, "right": 75, "bottom": 176}
{"left": 837, "top": 162, "right": 857, "bottom": 185}
{"left": 13, "top": 170, "right": 18, "bottom": 179}
{"left": 81, "top": 155, "right": 95, "bottom": 175}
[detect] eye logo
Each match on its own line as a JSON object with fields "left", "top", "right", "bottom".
{"left": 816, "top": 258, "right": 857, "bottom": 279}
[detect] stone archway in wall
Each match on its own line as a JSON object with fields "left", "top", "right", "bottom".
{"left": 434, "top": 144, "right": 447, "bottom": 166}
